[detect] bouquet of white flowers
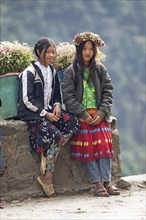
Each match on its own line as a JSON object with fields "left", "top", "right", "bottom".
{"left": 55, "top": 42, "right": 75, "bottom": 71}
{"left": 0, "top": 41, "right": 34, "bottom": 74}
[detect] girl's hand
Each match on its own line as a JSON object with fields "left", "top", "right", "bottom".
{"left": 90, "top": 114, "right": 102, "bottom": 125}
{"left": 53, "top": 104, "right": 61, "bottom": 119}
{"left": 45, "top": 112, "right": 59, "bottom": 122}
{"left": 84, "top": 115, "right": 93, "bottom": 125}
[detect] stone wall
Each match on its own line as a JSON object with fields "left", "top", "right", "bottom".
{"left": 0, "top": 117, "right": 121, "bottom": 201}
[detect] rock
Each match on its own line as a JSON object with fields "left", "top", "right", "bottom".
{"left": 116, "top": 178, "right": 132, "bottom": 189}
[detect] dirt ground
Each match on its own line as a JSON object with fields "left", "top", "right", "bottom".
{"left": 1, "top": 174, "right": 146, "bottom": 220}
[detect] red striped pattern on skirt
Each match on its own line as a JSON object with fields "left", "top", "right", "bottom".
{"left": 70, "top": 120, "right": 114, "bottom": 162}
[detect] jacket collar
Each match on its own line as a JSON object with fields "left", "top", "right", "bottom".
{"left": 31, "top": 61, "right": 45, "bottom": 87}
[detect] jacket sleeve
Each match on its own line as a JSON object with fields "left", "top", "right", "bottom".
{"left": 20, "top": 69, "right": 44, "bottom": 114}
{"left": 98, "top": 64, "right": 113, "bottom": 118}
{"left": 52, "top": 69, "right": 61, "bottom": 105}
{"left": 62, "top": 65, "right": 89, "bottom": 119}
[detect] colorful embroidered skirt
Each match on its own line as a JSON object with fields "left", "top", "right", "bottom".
{"left": 27, "top": 111, "right": 80, "bottom": 153}
{"left": 70, "top": 119, "right": 114, "bottom": 162}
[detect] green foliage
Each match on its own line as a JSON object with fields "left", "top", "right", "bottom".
{"left": 0, "top": 41, "right": 34, "bottom": 74}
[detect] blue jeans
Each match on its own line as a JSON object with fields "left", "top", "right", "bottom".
{"left": 87, "top": 157, "right": 112, "bottom": 183}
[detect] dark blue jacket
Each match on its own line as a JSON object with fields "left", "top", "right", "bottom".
{"left": 17, "top": 61, "right": 61, "bottom": 121}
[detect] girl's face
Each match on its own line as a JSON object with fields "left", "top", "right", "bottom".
{"left": 38, "top": 44, "right": 56, "bottom": 67}
{"left": 82, "top": 41, "right": 94, "bottom": 67}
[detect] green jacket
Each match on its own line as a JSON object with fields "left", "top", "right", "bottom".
{"left": 62, "top": 63, "right": 113, "bottom": 122}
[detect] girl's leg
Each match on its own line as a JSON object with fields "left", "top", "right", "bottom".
{"left": 99, "top": 157, "right": 112, "bottom": 189}
{"left": 42, "top": 144, "right": 61, "bottom": 182}
{"left": 28, "top": 118, "right": 64, "bottom": 152}
{"left": 99, "top": 158, "right": 120, "bottom": 195}
{"left": 41, "top": 170, "right": 53, "bottom": 185}
{"left": 28, "top": 118, "right": 62, "bottom": 197}
{"left": 87, "top": 160, "right": 109, "bottom": 196}
{"left": 53, "top": 111, "right": 80, "bottom": 144}
{"left": 87, "top": 160, "right": 101, "bottom": 183}
{"left": 45, "top": 144, "right": 61, "bottom": 174}
{"left": 38, "top": 144, "right": 61, "bottom": 197}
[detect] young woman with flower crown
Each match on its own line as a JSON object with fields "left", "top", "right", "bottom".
{"left": 62, "top": 32, "right": 120, "bottom": 197}
{"left": 17, "top": 37, "right": 80, "bottom": 197}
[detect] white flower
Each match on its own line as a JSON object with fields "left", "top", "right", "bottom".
{"left": 55, "top": 42, "right": 75, "bottom": 71}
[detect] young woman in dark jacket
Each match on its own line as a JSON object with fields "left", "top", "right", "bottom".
{"left": 18, "top": 37, "right": 80, "bottom": 197}
{"left": 62, "top": 32, "right": 120, "bottom": 197}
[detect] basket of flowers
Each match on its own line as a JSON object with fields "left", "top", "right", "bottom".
{"left": 0, "top": 41, "right": 34, "bottom": 75}
{"left": 0, "top": 41, "right": 34, "bottom": 119}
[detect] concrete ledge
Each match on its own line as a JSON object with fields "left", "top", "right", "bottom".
{"left": 0, "top": 117, "right": 121, "bottom": 201}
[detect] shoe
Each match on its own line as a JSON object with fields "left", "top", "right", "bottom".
{"left": 107, "top": 185, "right": 120, "bottom": 195}
{"left": 95, "top": 187, "right": 109, "bottom": 197}
{"left": 37, "top": 176, "right": 55, "bottom": 197}
{"left": 40, "top": 152, "right": 46, "bottom": 175}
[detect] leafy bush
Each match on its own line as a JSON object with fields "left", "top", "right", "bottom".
{"left": 0, "top": 41, "right": 106, "bottom": 75}
{"left": 0, "top": 41, "right": 34, "bottom": 74}
{"left": 55, "top": 42, "right": 75, "bottom": 71}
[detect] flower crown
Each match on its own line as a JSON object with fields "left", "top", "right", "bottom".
{"left": 73, "top": 32, "right": 105, "bottom": 47}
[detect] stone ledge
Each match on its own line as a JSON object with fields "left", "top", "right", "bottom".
{"left": 0, "top": 117, "right": 121, "bottom": 201}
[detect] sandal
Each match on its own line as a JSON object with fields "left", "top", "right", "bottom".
{"left": 37, "top": 176, "right": 55, "bottom": 197}
{"left": 40, "top": 152, "right": 46, "bottom": 175}
{"left": 107, "top": 185, "right": 120, "bottom": 195}
{"left": 95, "top": 187, "right": 109, "bottom": 197}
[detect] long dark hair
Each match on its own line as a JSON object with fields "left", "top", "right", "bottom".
{"left": 33, "top": 37, "right": 56, "bottom": 60}
{"left": 73, "top": 40, "right": 97, "bottom": 84}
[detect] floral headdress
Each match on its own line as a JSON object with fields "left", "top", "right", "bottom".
{"left": 73, "top": 31, "right": 105, "bottom": 47}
